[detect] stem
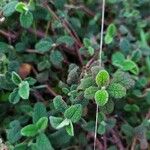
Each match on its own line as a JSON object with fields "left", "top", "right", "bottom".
{"left": 94, "top": 0, "right": 105, "bottom": 149}
{"left": 99, "top": 0, "right": 105, "bottom": 66}
{"left": 94, "top": 105, "right": 99, "bottom": 150}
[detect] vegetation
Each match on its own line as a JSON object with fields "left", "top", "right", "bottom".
{"left": 0, "top": 0, "right": 150, "bottom": 150}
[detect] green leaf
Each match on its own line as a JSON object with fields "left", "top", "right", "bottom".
{"left": 37, "top": 60, "right": 51, "bottom": 71}
{"left": 9, "top": 88, "right": 20, "bottom": 104}
{"left": 50, "top": 50, "right": 64, "bottom": 68}
{"left": 131, "top": 49, "right": 142, "bottom": 62}
{"left": 53, "top": 95, "right": 68, "bottom": 113}
{"left": 35, "top": 133, "right": 54, "bottom": 150}
{"left": 15, "top": 2, "right": 28, "bottom": 13}
{"left": 49, "top": 116, "right": 63, "bottom": 129}
{"left": 98, "top": 121, "right": 106, "bottom": 135}
{"left": 99, "top": 99, "right": 114, "bottom": 114}
{"left": 56, "top": 35, "right": 74, "bottom": 47}
{"left": 14, "top": 143, "right": 28, "bottom": 150}
{"left": 18, "top": 81, "right": 30, "bottom": 99}
{"left": 2, "top": 1, "right": 18, "bottom": 17}
{"left": 66, "top": 121, "right": 74, "bottom": 136}
{"left": 33, "top": 102, "right": 47, "bottom": 123}
{"left": 12, "top": 71, "right": 22, "bottom": 85}
{"left": 78, "top": 76, "right": 95, "bottom": 90}
{"left": 20, "top": 11, "right": 33, "bottom": 28}
{"left": 21, "top": 124, "right": 38, "bottom": 137}
{"left": 87, "top": 46, "right": 94, "bottom": 56}
{"left": 104, "top": 34, "right": 113, "bottom": 44}
{"left": 7, "top": 120, "right": 22, "bottom": 144}
{"left": 83, "top": 38, "right": 91, "bottom": 48}
{"left": 24, "top": 77, "right": 36, "bottom": 85}
{"left": 64, "top": 104, "right": 82, "bottom": 123}
{"left": 36, "top": 117, "right": 48, "bottom": 132}
{"left": 124, "top": 104, "right": 140, "bottom": 112}
{"left": 56, "top": 118, "right": 70, "bottom": 129}
{"left": 95, "top": 89, "right": 109, "bottom": 106}
{"left": 106, "top": 23, "right": 117, "bottom": 37}
{"left": 95, "top": 70, "right": 110, "bottom": 87}
{"left": 105, "top": 23, "right": 117, "bottom": 44}
{"left": 35, "top": 39, "right": 53, "bottom": 53}
{"left": 112, "top": 71, "right": 135, "bottom": 89}
{"left": 84, "top": 86, "right": 98, "bottom": 100}
{"left": 121, "top": 59, "right": 139, "bottom": 75}
{"left": 108, "top": 83, "right": 126, "bottom": 99}
{"left": 112, "top": 52, "right": 125, "bottom": 67}
{"left": 121, "top": 124, "right": 134, "bottom": 137}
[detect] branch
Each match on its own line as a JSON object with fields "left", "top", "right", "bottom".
{"left": 46, "top": 5, "right": 83, "bottom": 65}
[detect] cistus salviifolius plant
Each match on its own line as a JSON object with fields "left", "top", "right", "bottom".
{"left": 0, "top": 0, "right": 150, "bottom": 150}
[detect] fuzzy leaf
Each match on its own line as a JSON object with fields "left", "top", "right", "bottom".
{"left": 106, "top": 23, "right": 117, "bottom": 37}
{"left": 83, "top": 38, "right": 91, "bottom": 48}
{"left": 56, "top": 119, "right": 70, "bottom": 129}
{"left": 84, "top": 86, "right": 98, "bottom": 100}
{"left": 36, "top": 117, "right": 48, "bottom": 132}
{"left": 99, "top": 100, "right": 114, "bottom": 114}
{"left": 53, "top": 95, "right": 67, "bottom": 112}
{"left": 18, "top": 81, "right": 30, "bottom": 99}
{"left": 112, "top": 71, "right": 135, "bottom": 89}
{"left": 56, "top": 36, "right": 74, "bottom": 47}
{"left": 7, "top": 120, "right": 22, "bottom": 144}
{"left": 105, "top": 23, "right": 117, "bottom": 44}
{"left": 9, "top": 88, "right": 20, "bottom": 104}
{"left": 35, "top": 39, "right": 52, "bottom": 53}
{"left": 95, "top": 89, "right": 109, "bottom": 106}
{"left": 66, "top": 121, "right": 74, "bottom": 136}
{"left": 2, "top": 1, "right": 18, "bottom": 17}
{"left": 95, "top": 70, "right": 110, "bottom": 87}
{"left": 12, "top": 72, "right": 22, "bottom": 85}
{"left": 49, "top": 116, "right": 63, "bottom": 129}
{"left": 20, "top": 11, "right": 33, "bottom": 28}
{"left": 112, "top": 52, "right": 125, "bottom": 67}
{"left": 33, "top": 102, "right": 47, "bottom": 123}
{"left": 131, "top": 49, "right": 142, "bottom": 62}
{"left": 35, "top": 133, "right": 54, "bottom": 150}
{"left": 108, "top": 83, "right": 126, "bottom": 99}
{"left": 15, "top": 2, "right": 27, "bottom": 13}
{"left": 21, "top": 124, "right": 38, "bottom": 137}
{"left": 64, "top": 104, "right": 82, "bottom": 123}
{"left": 50, "top": 50, "right": 64, "bottom": 68}
{"left": 121, "top": 59, "right": 139, "bottom": 75}
{"left": 78, "top": 76, "right": 95, "bottom": 90}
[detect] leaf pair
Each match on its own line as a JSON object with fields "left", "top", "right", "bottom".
{"left": 95, "top": 70, "right": 110, "bottom": 106}
{"left": 104, "top": 23, "right": 117, "bottom": 44}
{"left": 50, "top": 104, "right": 82, "bottom": 136}
{"left": 112, "top": 52, "right": 139, "bottom": 75}
{"left": 9, "top": 72, "right": 33, "bottom": 104}
{"left": 15, "top": 1, "right": 35, "bottom": 28}
{"left": 21, "top": 117, "right": 48, "bottom": 137}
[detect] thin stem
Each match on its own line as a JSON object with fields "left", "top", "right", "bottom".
{"left": 99, "top": 0, "right": 105, "bottom": 66}
{"left": 94, "top": 105, "right": 99, "bottom": 150}
{"left": 94, "top": 0, "right": 105, "bottom": 150}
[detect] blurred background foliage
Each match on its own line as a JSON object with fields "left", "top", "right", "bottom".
{"left": 0, "top": 0, "right": 150, "bottom": 150}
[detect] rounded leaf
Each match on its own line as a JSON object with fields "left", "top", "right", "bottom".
{"left": 20, "top": 11, "right": 33, "bottom": 28}
{"left": 12, "top": 71, "right": 22, "bottom": 85}
{"left": 95, "top": 70, "right": 110, "bottom": 87}
{"left": 36, "top": 117, "right": 48, "bottom": 131}
{"left": 19, "top": 81, "right": 30, "bottom": 99}
{"left": 21, "top": 124, "right": 38, "bottom": 137}
{"left": 95, "top": 89, "right": 109, "bottom": 106}
{"left": 64, "top": 104, "right": 82, "bottom": 123}
{"left": 108, "top": 83, "right": 126, "bottom": 99}
{"left": 9, "top": 88, "right": 20, "bottom": 104}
